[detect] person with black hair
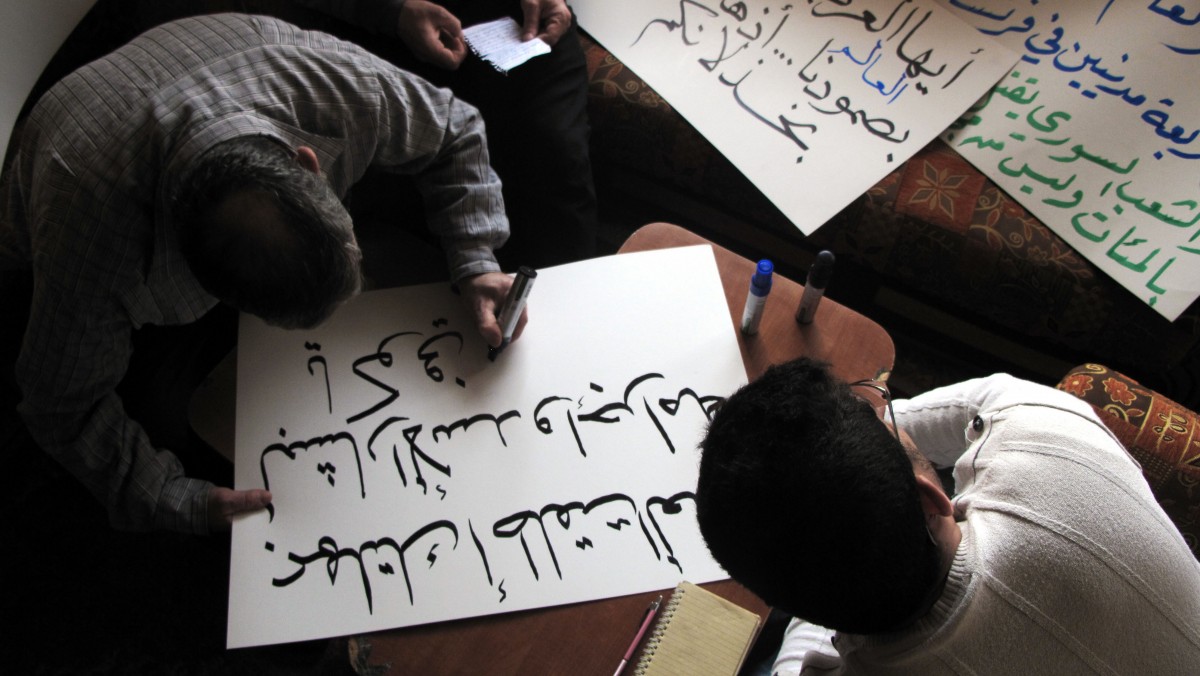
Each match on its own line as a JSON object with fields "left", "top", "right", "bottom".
{"left": 0, "top": 13, "right": 519, "bottom": 536}
{"left": 696, "top": 357, "right": 1200, "bottom": 674}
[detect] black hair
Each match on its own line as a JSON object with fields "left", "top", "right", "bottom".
{"left": 695, "top": 357, "right": 940, "bottom": 634}
{"left": 173, "top": 136, "right": 362, "bottom": 329}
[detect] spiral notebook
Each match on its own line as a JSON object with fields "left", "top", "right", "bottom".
{"left": 633, "top": 581, "right": 763, "bottom": 676}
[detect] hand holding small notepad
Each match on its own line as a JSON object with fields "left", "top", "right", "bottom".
{"left": 463, "top": 17, "right": 551, "bottom": 73}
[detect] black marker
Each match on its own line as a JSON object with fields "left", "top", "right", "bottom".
{"left": 795, "top": 250, "right": 834, "bottom": 325}
{"left": 488, "top": 266, "right": 537, "bottom": 361}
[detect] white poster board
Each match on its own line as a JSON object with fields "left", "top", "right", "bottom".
{"left": 940, "top": 0, "right": 1200, "bottom": 320}
{"left": 228, "top": 246, "right": 746, "bottom": 648}
{"left": 572, "top": 0, "right": 1017, "bottom": 235}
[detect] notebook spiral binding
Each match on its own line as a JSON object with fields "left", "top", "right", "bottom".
{"left": 632, "top": 587, "right": 686, "bottom": 675}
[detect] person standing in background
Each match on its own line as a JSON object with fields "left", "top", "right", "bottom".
{"left": 295, "top": 0, "right": 599, "bottom": 270}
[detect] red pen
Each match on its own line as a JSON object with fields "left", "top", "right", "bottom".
{"left": 614, "top": 594, "right": 663, "bottom": 676}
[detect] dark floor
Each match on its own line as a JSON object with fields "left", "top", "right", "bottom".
{"left": 0, "top": 401, "right": 356, "bottom": 676}
{"left": 0, "top": 277, "right": 352, "bottom": 673}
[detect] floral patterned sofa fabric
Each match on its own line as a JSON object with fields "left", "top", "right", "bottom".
{"left": 1058, "top": 364, "right": 1200, "bottom": 559}
{"left": 581, "top": 33, "right": 1200, "bottom": 384}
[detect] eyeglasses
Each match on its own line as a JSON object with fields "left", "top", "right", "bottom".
{"left": 848, "top": 368, "right": 899, "bottom": 442}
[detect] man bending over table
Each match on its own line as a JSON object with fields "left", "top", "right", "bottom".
{"left": 0, "top": 13, "right": 522, "bottom": 535}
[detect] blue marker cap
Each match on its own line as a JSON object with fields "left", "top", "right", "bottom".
{"left": 750, "top": 259, "right": 774, "bottom": 296}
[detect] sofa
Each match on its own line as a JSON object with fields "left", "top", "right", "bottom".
{"left": 579, "top": 33, "right": 1200, "bottom": 409}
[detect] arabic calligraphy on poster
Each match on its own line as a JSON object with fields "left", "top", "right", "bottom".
{"left": 226, "top": 247, "right": 745, "bottom": 648}
{"left": 941, "top": 0, "right": 1200, "bottom": 320}
{"left": 573, "top": 0, "right": 1016, "bottom": 235}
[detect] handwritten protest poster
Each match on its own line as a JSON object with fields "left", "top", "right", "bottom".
{"left": 940, "top": 0, "right": 1200, "bottom": 320}
{"left": 572, "top": 0, "right": 1017, "bottom": 235}
{"left": 227, "top": 246, "right": 746, "bottom": 648}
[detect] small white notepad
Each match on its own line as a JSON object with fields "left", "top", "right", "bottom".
{"left": 463, "top": 17, "right": 550, "bottom": 73}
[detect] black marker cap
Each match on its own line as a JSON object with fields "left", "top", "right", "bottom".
{"left": 807, "top": 251, "right": 835, "bottom": 289}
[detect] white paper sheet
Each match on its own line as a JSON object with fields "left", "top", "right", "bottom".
{"left": 939, "top": 0, "right": 1200, "bottom": 320}
{"left": 572, "top": 0, "right": 1018, "bottom": 236}
{"left": 228, "top": 246, "right": 747, "bottom": 648}
{"left": 463, "top": 17, "right": 551, "bottom": 72}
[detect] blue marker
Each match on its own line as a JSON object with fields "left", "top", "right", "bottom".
{"left": 740, "top": 259, "right": 773, "bottom": 336}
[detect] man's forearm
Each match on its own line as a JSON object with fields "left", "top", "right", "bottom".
{"left": 15, "top": 297, "right": 211, "bottom": 534}
{"left": 394, "top": 80, "right": 509, "bottom": 279}
{"left": 19, "top": 390, "right": 211, "bottom": 533}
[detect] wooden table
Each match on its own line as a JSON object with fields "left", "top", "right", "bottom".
{"left": 349, "top": 223, "right": 894, "bottom": 674}
{"left": 622, "top": 223, "right": 894, "bottom": 384}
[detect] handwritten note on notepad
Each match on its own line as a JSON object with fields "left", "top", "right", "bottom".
{"left": 462, "top": 17, "right": 549, "bottom": 73}
{"left": 634, "top": 581, "right": 763, "bottom": 676}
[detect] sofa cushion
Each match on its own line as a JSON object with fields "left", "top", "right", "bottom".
{"left": 1057, "top": 364, "right": 1200, "bottom": 559}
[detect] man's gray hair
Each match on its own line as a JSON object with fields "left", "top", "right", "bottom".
{"left": 173, "top": 136, "right": 362, "bottom": 329}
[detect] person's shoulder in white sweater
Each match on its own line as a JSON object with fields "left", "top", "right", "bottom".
{"left": 773, "top": 374, "right": 1200, "bottom": 675}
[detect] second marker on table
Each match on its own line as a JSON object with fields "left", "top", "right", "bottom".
{"left": 740, "top": 259, "right": 773, "bottom": 336}
{"left": 796, "top": 250, "right": 835, "bottom": 325}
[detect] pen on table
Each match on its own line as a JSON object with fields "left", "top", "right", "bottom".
{"left": 795, "top": 250, "right": 835, "bottom": 325}
{"left": 487, "top": 266, "right": 536, "bottom": 361}
{"left": 740, "top": 259, "right": 774, "bottom": 336}
{"left": 614, "top": 594, "right": 663, "bottom": 676}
